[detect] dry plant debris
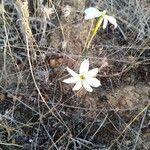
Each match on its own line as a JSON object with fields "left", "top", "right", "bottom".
{"left": 0, "top": 0, "right": 149, "bottom": 149}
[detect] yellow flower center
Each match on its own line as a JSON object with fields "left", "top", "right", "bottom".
{"left": 79, "top": 75, "right": 86, "bottom": 80}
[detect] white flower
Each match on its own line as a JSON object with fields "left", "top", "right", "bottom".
{"left": 62, "top": 59, "right": 101, "bottom": 92}
{"left": 84, "top": 7, "right": 117, "bottom": 29}
{"left": 84, "top": 7, "right": 102, "bottom": 20}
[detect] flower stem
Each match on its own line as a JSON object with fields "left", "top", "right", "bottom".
{"left": 83, "top": 16, "right": 103, "bottom": 57}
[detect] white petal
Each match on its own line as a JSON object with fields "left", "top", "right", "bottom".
{"left": 66, "top": 67, "right": 78, "bottom": 77}
{"left": 107, "top": 16, "right": 117, "bottom": 28}
{"left": 103, "top": 18, "right": 108, "bottom": 29}
{"left": 73, "top": 81, "right": 82, "bottom": 91}
{"left": 87, "top": 68, "right": 99, "bottom": 77}
{"left": 79, "top": 59, "right": 89, "bottom": 74}
{"left": 84, "top": 7, "right": 102, "bottom": 20}
{"left": 62, "top": 77, "right": 78, "bottom": 84}
{"left": 82, "top": 81, "right": 93, "bottom": 92}
{"left": 86, "top": 77, "right": 101, "bottom": 87}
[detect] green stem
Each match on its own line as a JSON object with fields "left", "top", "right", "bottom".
{"left": 83, "top": 16, "right": 103, "bottom": 57}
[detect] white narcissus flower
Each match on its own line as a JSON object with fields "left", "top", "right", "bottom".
{"left": 62, "top": 59, "right": 101, "bottom": 92}
{"left": 84, "top": 7, "right": 117, "bottom": 29}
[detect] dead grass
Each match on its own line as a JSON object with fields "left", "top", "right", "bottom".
{"left": 0, "top": 0, "right": 150, "bottom": 149}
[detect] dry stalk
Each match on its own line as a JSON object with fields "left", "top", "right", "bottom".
{"left": 14, "top": 1, "right": 71, "bottom": 134}
{"left": 16, "top": 0, "right": 31, "bottom": 39}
